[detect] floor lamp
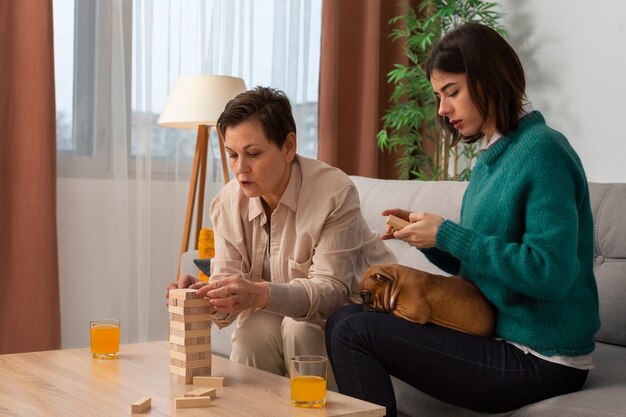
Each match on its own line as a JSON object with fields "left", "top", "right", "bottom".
{"left": 157, "top": 75, "right": 247, "bottom": 278}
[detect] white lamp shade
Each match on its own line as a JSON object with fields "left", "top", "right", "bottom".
{"left": 157, "top": 75, "right": 247, "bottom": 128}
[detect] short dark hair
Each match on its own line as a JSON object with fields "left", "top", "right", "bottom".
{"left": 217, "top": 86, "right": 296, "bottom": 148}
{"left": 426, "top": 23, "right": 526, "bottom": 145}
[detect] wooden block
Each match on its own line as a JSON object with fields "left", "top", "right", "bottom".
{"left": 131, "top": 397, "right": 151, "bottom": 413}
{"left": 170, "top": 327, "right": 212, "bottom": 339}
{"left": 169, "top": 298, "right": 177, "bottom": 306}
{"left": 169, "top": 335, "right": 211, "bottom": 347}
{"left": 386, "top": 214, "right": 410, "bottom": 231}
{"left": 175, "top": 396, "right": 211, "bottom": 408}
{"left": 170, "top": 320, "right": 211, "bottom": 331}
{"left": 169, "top": 288, "right": 200, "bottom": 300}
{"left": 177, "top": 298, "right": 212, "bottom": 307}
{"left": 193, "top": 376, "right": 224, "bottom": 387}
{"left": 170, "top": 342, "right": 213, "bottom": 354}
{"left": 168, "top": 305, "right": 214, "bottom": 315}
{"left": 185, "top": 387, "right": 217, "bottom": 398}
{"left": 170, "top": 365, "right": 211, "bottom": 378}
{"left": 170, "top": 373, "right": 193, "bottom": 384}
{"left": 169, "top": 312, "right": 213, "bottom": 323}
{"left": 170, "top": 350, "right": 212, "bottom": 362}
{"left": 170, "top": 357, "right": 212, "bottom": 369}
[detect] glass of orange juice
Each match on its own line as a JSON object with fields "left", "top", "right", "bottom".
{"left": 289, "top": 355, "right": 328, "bottom": 408}
{"left": 90, "top": 319, "right": 120, "bottom": 359}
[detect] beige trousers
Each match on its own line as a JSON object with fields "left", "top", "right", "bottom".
{"left": 230, "top": 311, "right": 335, "bottom": 387}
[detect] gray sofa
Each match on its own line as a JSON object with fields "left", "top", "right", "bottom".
{"left": 182, "top": 177, "right": 626, "bottom": 417}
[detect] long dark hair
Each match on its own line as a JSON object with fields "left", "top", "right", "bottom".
{"left": 426, "top": 23, "right": 526, "bottom": 145}
{"left": 217, "top": 86, "right": 296, "bottom": 148}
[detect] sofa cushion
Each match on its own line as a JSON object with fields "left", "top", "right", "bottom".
{"left": 350, "top": 177, "right": 467, "bottom": 275}
{"left": 589, "top": 183, "right": 626, "bottom": 347}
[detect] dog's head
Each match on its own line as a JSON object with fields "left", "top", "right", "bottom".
{"left": 359, "top": 264, "right": 404, "bottom": 313}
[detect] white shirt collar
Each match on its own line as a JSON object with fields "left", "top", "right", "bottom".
{"left": 480, "top": 102, "right": 534, "bottom": 150}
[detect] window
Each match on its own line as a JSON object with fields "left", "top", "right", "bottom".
{"left": 53, "top": 0, "right": 322, "bottom": 179}
{"left": 53, "top": 0, "right": 75, "bottom": 153}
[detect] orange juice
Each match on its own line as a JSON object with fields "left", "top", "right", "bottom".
{"left": 290, "top": 375, "right": 326, "bottom": 407}
{"left": 90, "top": 321, "right": 120, "bottom": 359}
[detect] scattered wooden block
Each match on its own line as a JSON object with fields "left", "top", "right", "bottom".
{"left": 193, "top": 376, "right": 224, "bottom": 387}
{"left": 175, "top": 396, "right": 211, "bottom": 408}
{"left": 185, "top": 387, "right": 217, "bottom": 398}
{"left": 386, "top": 214, "right": 410, "bottom": 231}
{"left": 131, "top": 397, "right": 151, "bottom": 413}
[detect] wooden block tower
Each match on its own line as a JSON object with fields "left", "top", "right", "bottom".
{"left": 168, "top": 288, "right": 213, "bottom": 384}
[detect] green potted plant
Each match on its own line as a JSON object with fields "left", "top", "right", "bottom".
{"left": 377, "top": 0, "right": 507, "bottom": 180}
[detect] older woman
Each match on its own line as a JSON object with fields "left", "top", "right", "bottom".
{"left": 167, "top": 86, "right": 394, "bottom": 376}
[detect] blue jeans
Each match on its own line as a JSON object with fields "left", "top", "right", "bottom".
{"left": 326, "top": 304, "right": 588, "bottom": 417}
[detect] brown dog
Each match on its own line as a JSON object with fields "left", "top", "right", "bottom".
{"left": 359, "top": 264, "right": 495, "bottom": 338}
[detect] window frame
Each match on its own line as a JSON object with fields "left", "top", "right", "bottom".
{"left": 57, "top": 1, "right": 133, "bottom": 178}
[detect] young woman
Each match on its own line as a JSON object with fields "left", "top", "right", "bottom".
{"left": 166, "top": 86, "right": 394, "bottom": 376}
{"left": 326, "top": 23, "right": 600, "bottom": 416}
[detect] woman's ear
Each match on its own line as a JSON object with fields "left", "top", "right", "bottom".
{"left": 283, "top": 132, "right": 297, "bottom": 163}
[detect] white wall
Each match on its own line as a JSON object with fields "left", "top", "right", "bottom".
{"left": 499, "top": 0, "right": 626, "bottom": 182}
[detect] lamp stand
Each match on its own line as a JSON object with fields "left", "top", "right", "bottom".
{"left": 176, "top": 125, "right": 230, "bottom": 278}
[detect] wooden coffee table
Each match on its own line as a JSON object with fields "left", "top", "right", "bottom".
{"left": 0, "top": 341, "right": 385, "bottom": 416}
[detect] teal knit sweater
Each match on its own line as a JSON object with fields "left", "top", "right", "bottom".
{"left": 428, "top": 111, "right": 600, "bottom": 356}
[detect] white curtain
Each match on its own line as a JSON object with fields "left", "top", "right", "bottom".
{"left": 56, "top": 0, "right": 321, "bottom": 347}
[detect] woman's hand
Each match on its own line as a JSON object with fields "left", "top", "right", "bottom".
{"left": 196, "top": 275, "right": 270, "bottom": 314}
{"left": 164, "top": 274, "right": 207, "bottom": 306}
{"left": 382, "top": 209, "right": 444, "bottom": 249}
{"left": 381, "top": 208, "right": 411, "bottom": 240}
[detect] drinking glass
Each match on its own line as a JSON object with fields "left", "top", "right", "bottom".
{"left": 289, "top": 355, "right": 328, "bottom": 408}
{"left": 90, "top": 319, "right": 120, "bottom": 359}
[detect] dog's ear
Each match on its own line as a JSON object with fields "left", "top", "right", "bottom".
{"left": 371, "top": 273, "right": 389, "bottom": 284}
{"left": 361, "top": 266, "right": 391, "bottom": 287}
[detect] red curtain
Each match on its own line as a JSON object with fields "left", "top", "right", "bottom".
{"left": 0, "top": 0, "right": 61, "bottom": 353}
{"left": 318, "top": 0, "right": 419, "bottom": 179}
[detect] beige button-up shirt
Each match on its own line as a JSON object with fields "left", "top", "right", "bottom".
{"left": 209, "top": 155, "right": 395, "bottom": 328}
